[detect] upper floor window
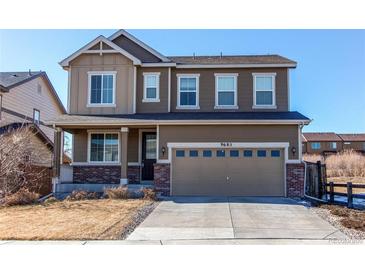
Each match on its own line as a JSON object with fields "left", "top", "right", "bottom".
{"left": 87, "top": 71, "right": 116, "bottom": 107}
{"left": 253, "top": 73, "right": 276, "bottom": 108}
{"left": 33, "top": 109, "right": 40, "bottom": 125}
{"left": 89, "top": 133, "right": 119, "bottom": 163}
{"left": 215, "top": 74, "right": 238, "bottom": 109}
{"left": 177, "top": 74, "right": 200, "bottom": 109}
{"left": 143, "top": 73, "right": 160, "bottom": 102}
{"left": 311, "top": 142, "right": 321, "bottom": 150}
{"left": 331, "top": 142, "right": 337, "bottom": 149}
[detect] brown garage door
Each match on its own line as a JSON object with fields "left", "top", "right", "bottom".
{"left": 171, "top": 148, "right": 285, "bottom": 196}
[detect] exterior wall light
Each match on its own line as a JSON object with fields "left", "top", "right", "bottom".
{"left": 291, "top": 146, "right": 297, "bottom": 156}
{"left": 161, "top": 146, "right": 166, "bottom": 156}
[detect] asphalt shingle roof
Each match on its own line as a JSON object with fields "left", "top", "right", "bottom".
{"left": 338, "top": 134, "right": 365, "bottom": 142}
{"left": 302, "top": 132, "right": 342, "bottom": 142}
{"left": 0, "top": 71, "right": 43, "bottom": 89}
{"left": 168, "top": 55, "right": 296, "bottom": 65}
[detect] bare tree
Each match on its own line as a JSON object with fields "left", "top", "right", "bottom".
{"left": 0, "top": 124, "right": 50, "bottom": 197}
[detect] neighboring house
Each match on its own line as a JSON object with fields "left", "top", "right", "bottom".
{"left": 50, "top": 29, "right": 310, "bottom": 198}
{"left": 302, "top": 132, "right": 365, "bottom": 155}
{"left": 302, "top": 132, "right": 343, "bottom": 155}
{"left": 0, "top": 71, "right": 67, "bottom": 166}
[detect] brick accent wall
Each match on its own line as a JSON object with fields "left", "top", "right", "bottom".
{"left": 73, "top": 166, "right": 121, "bottom": 184}
{"left": 128, "top": 166, "right": 140, "bottom": 183}
{"left": 154, "top": 163, "right": 170, "bottom": 196}
{"left": 286, "top": 163, "right": 305, "bottom": 198}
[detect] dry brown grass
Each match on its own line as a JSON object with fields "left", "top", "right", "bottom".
{"left": 303, "top": 154, "right": 324, "bottom": 163}
{"left": 1, "top": 189, "right": 40, "bottom": 207}
{"left": 321, "top": 205, "right": 365, "bottom": 231}
{"left": 327, "top": 177, "right": 365, "bottom": 194}
{"left": 104, "top": 186, "right": 130, "bottom": 199}
{"left": 0, "top": 199, "right": 153, "bottom": 240}
{"left": 326, "top": 150, "right": 365, "bottom": 177}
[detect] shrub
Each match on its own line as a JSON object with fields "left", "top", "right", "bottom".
{"left": 104, "top": 186, "right": 130, "bottom": 199}
{"left": 66, "top": 190, "right": 99, "bottom": 201}
{"left": 1, "top": 188, "right": 40, "bottom": 207}
{"left": 142, "top": 188, "right": 157, "bottom": 200}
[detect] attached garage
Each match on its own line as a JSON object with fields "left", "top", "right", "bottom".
{"left": 171, "top": 145, "right": 286, "bottom": 197}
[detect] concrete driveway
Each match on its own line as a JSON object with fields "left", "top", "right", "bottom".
{"left": 128, "top": 197, "right": 346, "bottom": 241}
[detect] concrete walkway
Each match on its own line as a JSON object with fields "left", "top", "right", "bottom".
{"left": 127, "top": 197, "right": 347, "bottom": 241}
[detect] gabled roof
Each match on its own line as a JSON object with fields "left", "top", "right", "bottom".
{"left": 108, "top": 29, "right": 170, "bottom": 62}
{"left": 338, "top": 134, "right": 365, "bottom": 142}
{"left": 0, "top": 71, "right": 66, "bottom": 114}
{"left": 302, "top": 132, "right": 342, "bottom": 142}
{"left": 169, "top": 55, "right": 297, "bottom": 67}
{"left": 59, "top": 35, "right": 142, "bottom": 67}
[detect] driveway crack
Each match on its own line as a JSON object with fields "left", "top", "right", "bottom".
{"left": 227, "top": 198, "right": 235, "bottom": 238}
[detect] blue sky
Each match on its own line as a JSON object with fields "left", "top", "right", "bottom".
{"left": 0, "top": 29, "right": 364, "bottom": 133}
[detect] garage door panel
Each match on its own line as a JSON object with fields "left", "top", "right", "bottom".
{"left": 172, "top": 148, "right": 285, "bottom": 196}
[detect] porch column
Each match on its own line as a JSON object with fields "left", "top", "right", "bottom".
{"left": 52, "top": 127, "right": 62, "bottom": 186}
{"left": 120, "top": 127, "right": 129, "bottom": 185}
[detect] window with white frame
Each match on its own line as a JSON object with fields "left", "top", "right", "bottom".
{"left": 143, "top": 73, "right": 160, "bottom": 102}
{"left": 33, "top": 109, "right": 40, "bottom": 125}
{"left": 177, "top": 74, "right": 199, "bottom": 108}
{"left": 215, "top": 74, "right": 238, "bottom": 108}
{"left": 253, "top": 73, "right": 276, "bottom": 107}
{"left": 331, "top": 142, "right": 337, "bottom": 149}
{"left": 89, "top": 133, "right": 119, "bottom": 162}
{"left": 88, "top": 72, "right": 116, "bottom": 106}
{"left": 311, "top": 142, "right": 321, "bottom": 150}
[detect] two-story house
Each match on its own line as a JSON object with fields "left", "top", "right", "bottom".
{"left": 50, "top": 29, "right": 310, "bottom": 197}
{"left": 303, "top": 132, "right": 365, "bottom": 155}
{"left": 0, "top": 71, "right": 66, "bottom": 167}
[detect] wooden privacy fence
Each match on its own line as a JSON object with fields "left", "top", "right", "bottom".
{"left": 326, "top": 182, "right": 365, "bottom": 208}
{"left": 305, "top": 161, "right": 327, "bottom": 199}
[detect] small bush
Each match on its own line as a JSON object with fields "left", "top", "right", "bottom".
{"left": 66, "top": 190, "right": 99, "bottom": 201}
{"left": 104, "top": 186, "right": 130, "bottom": 199}
{"left": 1, "top": 188, "right": 40, "bottom": 207}
{"left": 142, "top": 188, "right": 157, "bottom": 200}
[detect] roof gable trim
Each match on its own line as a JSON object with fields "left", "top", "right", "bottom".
{"left": 59, "top": 36, "right": 142, "bottom": 67}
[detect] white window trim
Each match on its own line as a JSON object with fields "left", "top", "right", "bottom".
{"left": 252, "top": 73, "right": 277, "bottom": 109}
{"left": 214, "top": 73, "right": 238, "bottom": 109}
{"left": 331, "top": 142, "right": 337, "bottom": 149}
{"left": 33, "top": 109, "right": 40, "bottom": 125}
{"left": 87, "top": 131, "right": 120, "bottom": 164}
{"left": 87, "top": 71, "right": 117, "bottom": 107}
{"left": 311, "top": 142, "right": 321, "bottom": 150}
{"left": 177, "top": 74, "right": 200, "bottom": 109}
{"left": 142, "top": 72, "right": 160, "bottom": 103}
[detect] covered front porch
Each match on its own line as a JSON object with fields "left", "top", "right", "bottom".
{"left": 52, "top": 124, "right": 160, "bottom": 195}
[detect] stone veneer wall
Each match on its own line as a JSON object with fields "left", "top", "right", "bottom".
{"left": 128, "top": 166, "right": 140, "bottom": 183}
{"left": 286, "top": 163, "right": 305, "bottom": 197}
{"left": 154, "top": 163, "right": 170, "bottom": 196}
{"left": 73, "top": 166, "right": 121, "bottom": 184}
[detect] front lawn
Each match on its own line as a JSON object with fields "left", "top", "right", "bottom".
{"left": 0, "top": 199, "right": 156, "bottom": 240}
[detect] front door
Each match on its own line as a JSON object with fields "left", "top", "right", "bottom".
{"left": 142, "top": 132, "right": 157, "bottom": 181}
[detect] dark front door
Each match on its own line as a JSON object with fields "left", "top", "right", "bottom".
{"left": 142, "top": 132, "right": 157, "bottom": 180}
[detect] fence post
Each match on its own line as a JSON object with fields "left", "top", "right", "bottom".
{"left": 347, "top": 182, "right": 353, "bottom": 209}
{"left": 329, "top": 182, "right": 334, "bottom": 203}
{"left": 317, "top": 161, "right": 323, "bottom": 198}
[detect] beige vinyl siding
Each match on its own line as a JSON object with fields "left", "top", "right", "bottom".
{"left": 159, "top": 124, "right": 299, "bottom": 160}
{"left": 0, "top": 77, "right": 63, "bottom": 141}
{"left": 69, "top": 53, "right": 135, "bottom": 115}
{"left": 170, "top": 67, "right": 289, "bottom": 112}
